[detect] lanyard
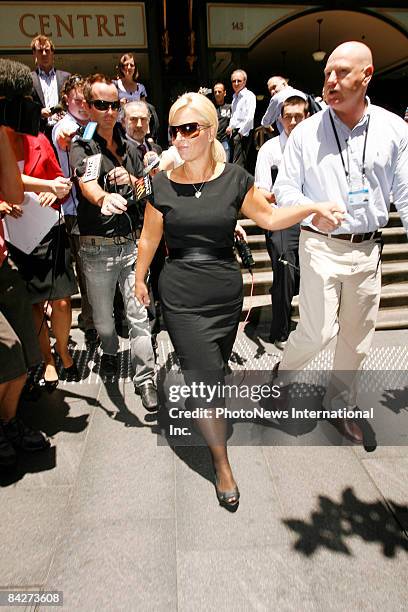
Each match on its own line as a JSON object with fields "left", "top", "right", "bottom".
{"left": 329, "top": 112, "right": 370, "bottom": 185}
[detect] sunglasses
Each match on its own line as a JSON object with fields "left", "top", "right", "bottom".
{"left": 169, "top": 122, "right": 210, "bottom": 139}
{"left": 89, "top": 99, "right": 121, "bottom": 111}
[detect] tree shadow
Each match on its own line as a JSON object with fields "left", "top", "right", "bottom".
{"left": 283, "top": 487, "right": 408, "bottom": 557}
{"left": 380, "top": 386, "right": 408, "bottom": 415}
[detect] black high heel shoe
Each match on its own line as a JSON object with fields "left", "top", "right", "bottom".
{"left": 54, "top": 347, "right": 80, "bottom": 382}
{"left": 40, "top": 372, "right": 59, "bottom": 393}
{"left": 62, "top": 361, "right": 80, "bottom": 382}
{"left": 215, "top": 476, "right": 240, "bottom": 512}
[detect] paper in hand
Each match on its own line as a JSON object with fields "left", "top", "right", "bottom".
{"left": 3, "top": 192, "right": 59, "bottom": 254}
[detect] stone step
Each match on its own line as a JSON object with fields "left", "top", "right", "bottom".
{"left": 241, "top": 218, "right": 407, "bottom": 243}
{"left": 381, "top": 260, "right": 408, "bottom": 282}
{"left": 242, "top": 300, "right": 408, "bottom": 330}
{"left": 242, "top": 262, "right": 408, "bottom": 294}
{"left": 374, "top": 307, "right": 408, "bottom": 330}
{"left": 388, "top": 211, "right": 403, "bottom": 227}
{"left": 382, "top": 242, "right": 408, "bottom": 261}
{"left": 290, "top": 281, "right": 408, "bottom": 314}
{"left": 289, "top": 307, "right": 408, "bottom": 331}
{"left": 382, "top": 226, "right": 407, "bottom": 243}
{"left": 380, "top": 282, "right": 408, "bottom": 308}
{"left": 246, "top": 234, "right": 266, "bottom": 249}
{"left": 243, "top": 242, "right": 408, "bottom": 267}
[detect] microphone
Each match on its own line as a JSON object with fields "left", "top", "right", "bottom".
{"left": 49, "top": 103, "right": 64, "bottom": 115}
{"left": 143, "top": 150, "right": 161, "bottom": 176}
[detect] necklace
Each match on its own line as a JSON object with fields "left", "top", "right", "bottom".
{"left": 183, "top": 164, "right": 214, "bottom": 199}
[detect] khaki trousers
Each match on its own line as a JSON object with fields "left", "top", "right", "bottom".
{"left": 280, "top": 231, "right": 381, "bottom": 407}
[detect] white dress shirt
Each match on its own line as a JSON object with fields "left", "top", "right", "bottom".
{"left": 261, "top": 86, "right": 307, "bottom": 130}
{"left": 229, "top": 87, "right": 256, "bottom": 136}
{"left": 38, "top": 67, "right": 59, "bottom": 109}
{"left": 274, "top": 101, "right": 408, "bottom": 235}
{"left": 255, "top": 132, "right": 288, "bottom": 191}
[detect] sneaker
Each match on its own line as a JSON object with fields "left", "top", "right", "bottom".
{"left": 100, "top": 353, "right": 118, "bottom": 377}
{"left": 2, "top": 417, "right": 50, "bottom": 452}
{"left": 0, "top": 422, "right": 17, "bottom": 466}
{"left": 136, "top": 380, "right": 158, "bottom": 412}
{"left": 84, "top": 328, "right": 99, "bottom": 346}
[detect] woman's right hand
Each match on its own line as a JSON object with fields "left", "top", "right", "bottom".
{"left": 135, "top": 280, "right": 150, "bottom": 306}
{"left": 39, "top": 192, "right": 57, "bottom": 207}
{"left": 312, "top": 202, "right": 345, "bottom": 232}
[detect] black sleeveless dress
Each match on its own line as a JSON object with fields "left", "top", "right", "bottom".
{"left": 151, "top": 163, "right": 254, "bottom": 371}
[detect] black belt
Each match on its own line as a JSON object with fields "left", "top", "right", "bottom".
{"left": 168, "top": 247, "right": 235, "bottom": 261}
{"left": 301, "top": 226, "right": 381, "bottom": 244}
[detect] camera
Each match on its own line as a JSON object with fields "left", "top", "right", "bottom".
{"left": 198, "top": 87, "right": 212, "bottom": 96}
{"left": 0, "top": 98, "right": 41, "bottom": 136}
{"left": 235, "top": 237, "right": 255, "bottom": 270}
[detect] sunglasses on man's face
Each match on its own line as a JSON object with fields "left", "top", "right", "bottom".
{"left": 89, "top": 99, "right": 121, "bottom": 111}
{"left": 169, "top": 122, "right": 210, "bottom": 139}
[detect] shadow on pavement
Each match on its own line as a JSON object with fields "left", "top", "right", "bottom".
{"left": 0, "top": 388, "right": 91, "bottom": 487}
{"left": 100, "top": 380, "right": 148, "bottom": 429}
{"left": 380, "top": 386, "right": 408, "bottom": 414}
{"left": 283, "top": 487, "right": 408, "bottom": 557}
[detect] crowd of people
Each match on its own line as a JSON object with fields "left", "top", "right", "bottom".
{"left": 1, "top": 34, "right": 407, "bottom": 512}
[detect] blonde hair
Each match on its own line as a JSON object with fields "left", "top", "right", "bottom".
{"left": 168, "top": 92, "right": 226, "bottom": 163}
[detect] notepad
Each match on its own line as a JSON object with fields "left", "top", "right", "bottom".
{"left": 3, "top": 192, "right": 59, "bottom": 254}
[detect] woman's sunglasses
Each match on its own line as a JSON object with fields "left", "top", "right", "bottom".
{"left": 89, "top": 99, "right": 121, "bottom": 111}
{"left": 169, "top": 122, "right": 210, "bottom": 139}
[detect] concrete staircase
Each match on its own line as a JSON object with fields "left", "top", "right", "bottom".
{"left": 240, "top": 210, "right": 408, "bottom": 329}
{"left": 70, "top": 211, "right": 408, "bottom": 331}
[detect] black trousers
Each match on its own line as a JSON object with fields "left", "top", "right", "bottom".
{"left": 231, "top": 132, "right": 252, "bottom": 169}
{"left": 265, "top": 225, "right": 300, "bottom": 342}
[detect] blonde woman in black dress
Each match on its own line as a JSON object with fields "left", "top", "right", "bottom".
{"left": 135, "top": 92, "right": 343, "bottom": 511}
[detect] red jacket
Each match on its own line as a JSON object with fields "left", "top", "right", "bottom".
{"left": 23, "top": 133, "right": 65, "bottom": 209}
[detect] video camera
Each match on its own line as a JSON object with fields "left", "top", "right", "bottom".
{"left": 0, "top": 98, "right": 42, "bottom": 136}
{"left": 0, "top": 58, "right": 42, "bottom": 136}
{"left": 235, "top": 237, "right": 255, "bottom": 270}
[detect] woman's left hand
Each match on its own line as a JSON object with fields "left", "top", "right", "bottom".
{"left": 234, "top": 222, "right": 247, "bottom": 242}
{"left": 39, "top": 192, "right": 57, "bottom": 207}
{"left": 312, "top": 202, "right": 345, "bottom": 232}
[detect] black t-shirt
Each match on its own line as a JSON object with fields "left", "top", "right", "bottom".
{"left": 70, "top": 124, "right": 144, "bottom": 237}
{"left": 216, "top": 103, "right": 231, "bottom": 142}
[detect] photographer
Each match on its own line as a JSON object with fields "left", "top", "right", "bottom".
{"left": 0, "top": 59, "right": 50, "bottom": 467}
{"left": 69, "top": 74, "right": 157, "bottom": 409}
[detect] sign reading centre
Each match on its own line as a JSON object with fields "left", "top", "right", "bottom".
{"left": 0, "top": 2, "right": 146, "bottom": 50}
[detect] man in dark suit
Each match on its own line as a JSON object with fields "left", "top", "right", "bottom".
{"left": 30, "top": 35, "right": 70, "bottom": 140}
{"left": 122, "top": 100, "right": 162, "bottom": 162}
{"left": 122, "top": 100, "right": 163, "bottom": 349}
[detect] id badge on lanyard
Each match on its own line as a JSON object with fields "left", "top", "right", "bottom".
{"left": 348, "top": 179, "right": 369, "bottom": 212}
{"left": 330, "top": 112, "right": 371, "bottom": 217}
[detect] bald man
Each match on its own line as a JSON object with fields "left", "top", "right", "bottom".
{"left": 274, "top": 42, "right": 408, "bottom": 444}
{"left": 261, "top": 75, "right": 309, "bottom": 133}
